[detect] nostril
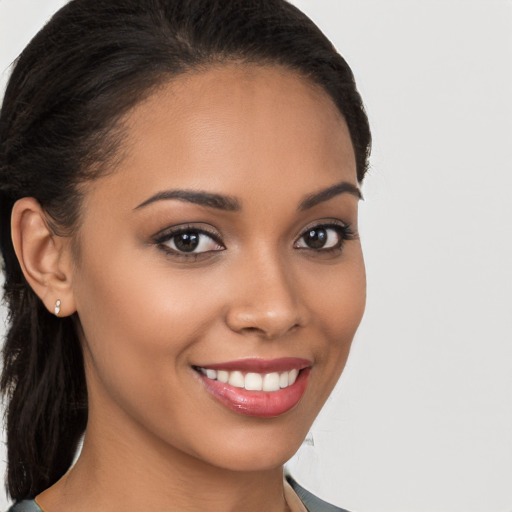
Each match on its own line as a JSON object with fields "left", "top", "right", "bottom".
{"left": 238, "top": 322, "right": 301, "bottom": 340}
{"left": 241, "top": 326, "right": 273, "bottom": 337}
{"left": 224, "top": 292, "right": 307, "bottom": 339}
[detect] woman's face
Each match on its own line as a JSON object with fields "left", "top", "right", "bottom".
{"left": 70, "top": 65, "right": 365, "bottom": 471}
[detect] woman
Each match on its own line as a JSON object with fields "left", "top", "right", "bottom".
{"left": 0, "top": 0, "right": 371, "bottom": 510}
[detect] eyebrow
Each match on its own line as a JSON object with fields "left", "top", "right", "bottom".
{"left": 134, "top": 180, "right": 361, "bottom": 212}
{"left": 134, "top": 189, "right": 241, "bottom": 211}
{"left": 298, "top": 181, "right": 362, "bottom": 210}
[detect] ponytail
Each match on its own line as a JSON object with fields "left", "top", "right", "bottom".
{"left": 1, "top": 252, "right": 87, "bottom": 499}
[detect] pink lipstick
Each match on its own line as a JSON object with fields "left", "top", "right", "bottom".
{"left": 194, "top": 357, "right": 311, "bottom": 418}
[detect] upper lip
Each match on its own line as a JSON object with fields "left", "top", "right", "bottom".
{"left": 195, "top": 357, "right": 312, "bottom": 373}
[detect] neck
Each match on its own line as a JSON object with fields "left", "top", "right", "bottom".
{"left": 37, "top": 400, "right": 291, "bottom": 512}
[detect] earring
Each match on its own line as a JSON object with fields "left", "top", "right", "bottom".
{"left": 54, "top": 299, "right": 61, "bottom": 317}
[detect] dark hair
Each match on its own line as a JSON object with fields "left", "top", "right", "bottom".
{"left": 0, "top": 0, "right": 371, "bottom": 500}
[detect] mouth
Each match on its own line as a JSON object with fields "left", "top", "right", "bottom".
{"left": 192, "top": 358, "right": 312, "bottom": 418}
{"left": 195, "top": 367, "right": 300, "bottom": 391}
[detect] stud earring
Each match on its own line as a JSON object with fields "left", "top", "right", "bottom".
{"left": 54, "top": 299, "right": 61, "bottom": 317}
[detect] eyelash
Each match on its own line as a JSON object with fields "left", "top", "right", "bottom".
{"left": 153, "top": 221, "right": 356, "bottom": 260}
{"left": 154, "top": 224, "right": 224, "bottom": 261}
{"left": 294, "top": 222, "right": 356, "bottom": 255}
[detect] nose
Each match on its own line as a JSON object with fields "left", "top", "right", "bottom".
{"left": 224, "top": 250, "right": 308, "bottom": 339}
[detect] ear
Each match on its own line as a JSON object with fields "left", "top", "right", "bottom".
{"left": 11, "top": 197, "right": 77, "bottom": 317}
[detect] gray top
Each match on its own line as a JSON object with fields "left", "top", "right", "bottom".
{"left": 286, "top": 475, "right": 350, "bottom": 512}
{"left": 7, "top": 502, "right": 40, "bottom": 512}
{"left": 7, "top": 477, "right": 350, "bottom": 512}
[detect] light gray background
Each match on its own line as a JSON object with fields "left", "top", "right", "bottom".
{"left": 1, "top": 1, "right": 511, "bottom": 511}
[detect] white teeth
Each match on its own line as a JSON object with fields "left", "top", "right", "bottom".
{"left": 245, "top": 372, "right": 263, "bottom": 391}
{"left": 206, "top": 369, "right": 217, "bottom": 380}
{"left": 199, "top": 367, "right": 301, "bottom": 392}
{"left": 217, "top": 370, "right": 229, "bottom": 383}
{"left": 228, "top": 371, "right": 245, "bottom": 388}
{"left": 263, "top": 372, "right": 280, "bottom": 392}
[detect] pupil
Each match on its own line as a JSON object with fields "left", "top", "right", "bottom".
{"left": 306, "top": 228, "right": 327, "bottom": 249}
{"left": 175, "top": 232, "right": 199, "bottom": 252}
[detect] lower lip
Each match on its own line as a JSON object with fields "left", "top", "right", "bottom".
{"left": 198, "top": 368, "right": 311, "bottom": 418}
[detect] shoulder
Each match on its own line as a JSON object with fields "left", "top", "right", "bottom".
{"left": 286, "top": 475, "right": 352, "bottom": 512}
{"left": 6, "top": 501, "right": 42, "bottom": 512}
{"left": 6, "top": 482, "right": 351, "bottom": 512}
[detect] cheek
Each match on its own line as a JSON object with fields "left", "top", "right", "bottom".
{"left": 310, "top": 251, "right": 366, "bottom": 332}
{"left": 306, "top": 249, "right": 366, "bottom": 371}
{"left": 72, "top": 246, "right": 221, "bottom": 410}
{"left": 76, "top": 244, "right": 219, "bottom": 346}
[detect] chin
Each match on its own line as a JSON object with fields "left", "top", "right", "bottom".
{"left": 187, "top": 415, "right": 313, "bottom": 473}
{"left": 207, "top": 443, "right": 301, "bottom": 473}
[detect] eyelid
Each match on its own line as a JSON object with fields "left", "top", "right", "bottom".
{"left": 295, "top": 218, "right": 352, "bottom": 241}
{"left": 293, "top": 219, "right": 356, "bottom": 253}
{"left": 152, "top": 223, "right": 226, "bottom": 260}
{"left": 152, "top": 223, "right": 222, "bottom": 245}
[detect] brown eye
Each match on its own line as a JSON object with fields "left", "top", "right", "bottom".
{"left": 159, "top": 229, "right": 224, "bottom": 255}
{"left": 173, "top": 232, "right": 200, "bottom": 252}
{"left": 302, "top": 227, "right": 329, "bottom": 249}
{"left": 295, "top": 224, "right": 348, "bottom": 251}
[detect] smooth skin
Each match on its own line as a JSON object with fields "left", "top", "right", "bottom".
{"left": 12, "top": 64, "right": 366, "bottom": 512}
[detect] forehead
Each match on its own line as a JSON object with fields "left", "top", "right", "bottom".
{"left": 88, "top": 64, "right": 357, "bottom": 210}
